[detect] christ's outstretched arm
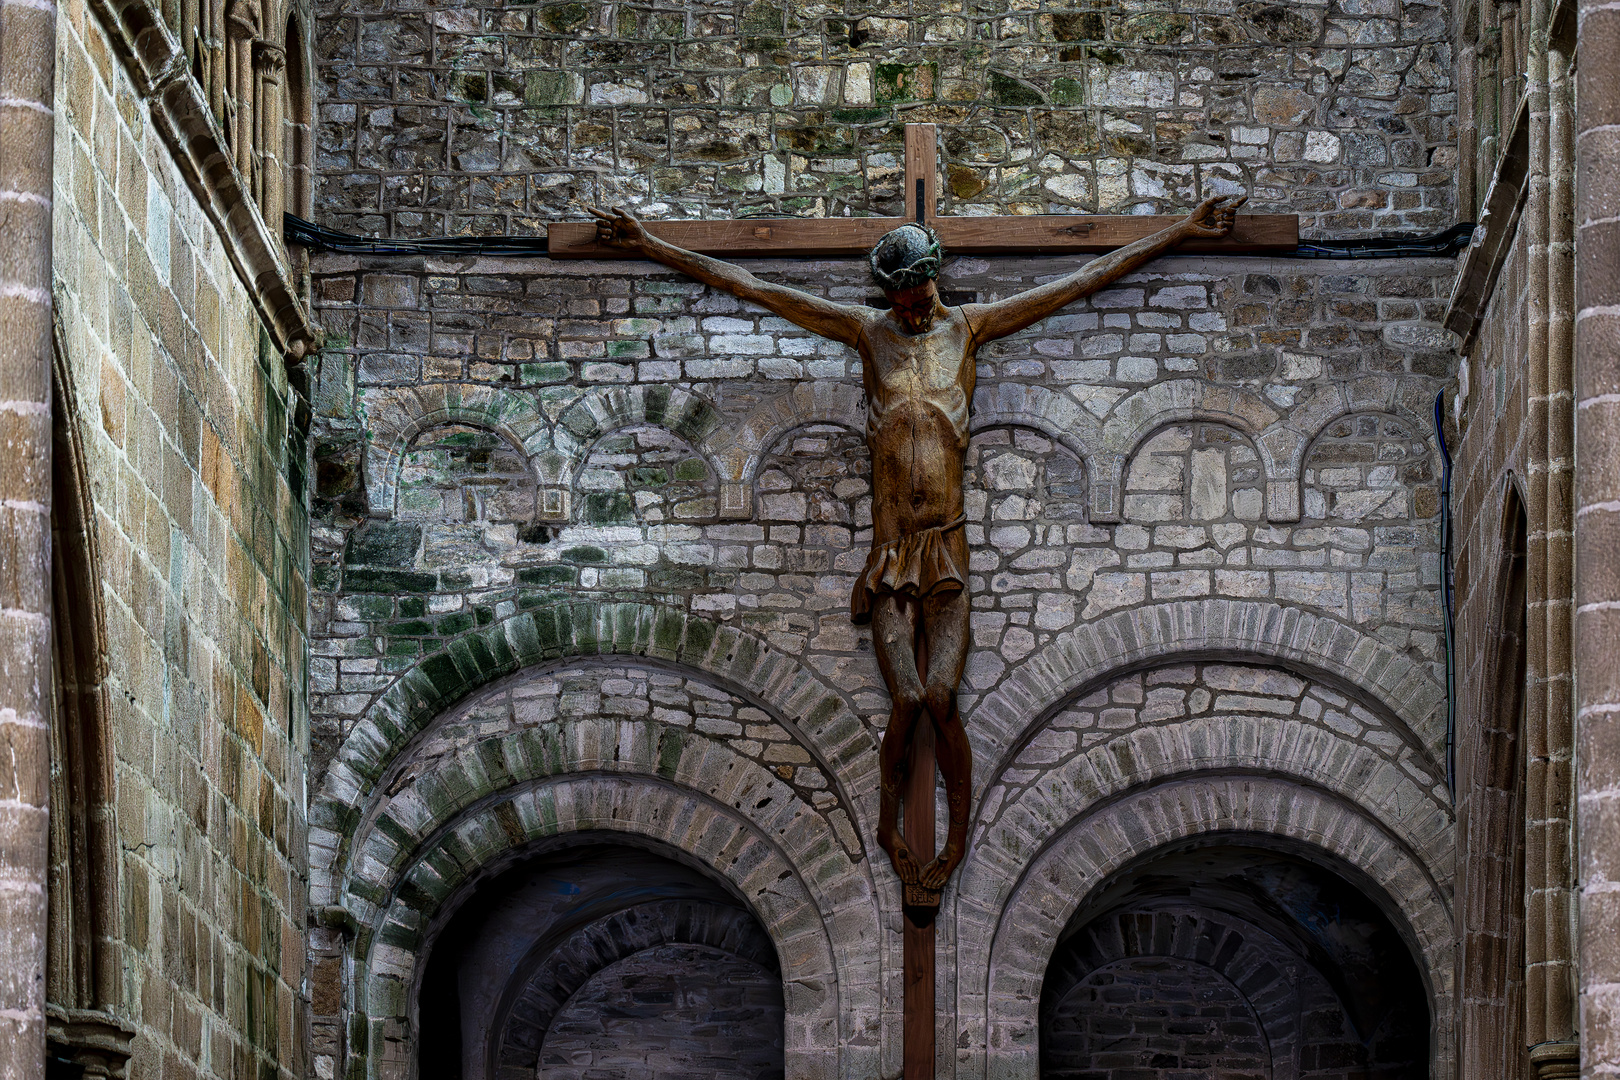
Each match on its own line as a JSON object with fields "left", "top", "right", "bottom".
{"left": 590, "top": 207, "right": 870, "bottom": 346}
{"left": 959, "top": 194, "right": 1247, "bottom": 343}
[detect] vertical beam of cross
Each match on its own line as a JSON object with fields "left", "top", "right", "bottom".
{"left": 904, "top": 122, "right": 938, "bottom": 228}
{"left": 899, "top": 124, "right": 941, "bottom": 1080}
{"left": 904, "top": 624, "right": 938, "bottom": 1080}
{"left": 903, "top": 731, "right": 937, "bottom": 1079}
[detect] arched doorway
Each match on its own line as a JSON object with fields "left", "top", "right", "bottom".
{"left": 44, "top": 325, "right": 132, "bottom": 1079}
{"left": 1456, "top": 484, "right": 1530, "bottom": 1077}
{"left": 1041, "top": 840, "right": 1430, "bottom": 1079}
{"left": 416, "top": 838, "right": 786, "bottom": 1080}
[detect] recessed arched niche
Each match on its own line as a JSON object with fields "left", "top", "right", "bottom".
{"left": 1040, "top": 839, "right": 1431, "bottom": 1080}
{"left": 416, "top": 839, "right": 785, "bottom": 1080}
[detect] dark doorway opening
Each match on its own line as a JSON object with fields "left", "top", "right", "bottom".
{"left": 417, "top": 838, "right": 785, "bottom": 1080}
{"left": 1040, "top": 839, "right": 1430, "bottom": 1080}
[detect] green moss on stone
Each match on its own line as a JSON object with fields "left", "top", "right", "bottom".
{"left": 581, "top": 492, "right": 636, "bottom": 524}
{"left": 1052, "top": 11, "right": 1106, "bottom": 40}
{"left": 673, "top": 458, "right": 708, "bottom": 481}
{"left": 1114, "top": 12, "right": 1191, "bottom": 43}
{"left": 875, "top": 62, "right": 937, "bottom": 104}
{"left": 541, "top": 2, "right": 590, "bottom": 31}
{"left": 438, "top": 611, "right": 476, "bottom": 636}
{"left": 346, "top": 567, "right": 438, "bottom": 593}
{"left": 657, "top": 729, "right": 686, "bottom": 778}
{"left": 989, "top": 70, "right": 1046, "bottom": 106}
{"left": 451, "top": 72, "right": 487, "bottom": 103}
{"left": 630, "top": 467, "right": 669, "bottom": 488}
{"left": 519, "top": 565, "right": 577, "bottom": 585}
{"left": 1051, "top": 76, "right": 1085, "bottom": 105}
{"left": 419, "top": 653, "right": 465, "bottom": 699}
{"left": 345, "top": 522, "right": 422, "bottom": 567}
{"left": 520, "top": 362, "right": 570, "bottom": 383}
{"left": 524, "top": 70, "right": 578, "bottom": 107}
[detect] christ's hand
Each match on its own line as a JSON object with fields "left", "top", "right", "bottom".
{"left": 1181, "top": 194, "right": 1248, "bottom": 239}
{"left": 588, "top": 205, "right": 648, "bottom": 250}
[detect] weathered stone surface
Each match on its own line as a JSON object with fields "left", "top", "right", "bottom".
{"left": 312, "top": 0, "right": 1457, "bottom": 236}
{"left": 306, "top": 248, "right": 1458, "bottom": 1078}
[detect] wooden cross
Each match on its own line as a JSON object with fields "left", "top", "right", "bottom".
{"left": 553, "top": 126, "right": 1296, "bottom": 1080}
{"left": 548, "top": 123, "right": 1296, "bottom": 259}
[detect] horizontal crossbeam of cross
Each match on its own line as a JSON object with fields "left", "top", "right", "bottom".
{"left": 548, "top": 123, "right": 1298, "bottom": 258}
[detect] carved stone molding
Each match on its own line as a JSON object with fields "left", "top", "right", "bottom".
{"left": 1444, "top": 92, "right": 1531, "bottom": 354}
{"left": 1528, "top": 1040, "right": 1580, "bottom": 1079}
{"left": 81, "top": 0, "right": 315, "bottom": 357}
{"left": 45, "top": 1008, "right": 135, "bottom": 1079}
{"left": 254, "top": 41, "right": 286, "bottom": 77}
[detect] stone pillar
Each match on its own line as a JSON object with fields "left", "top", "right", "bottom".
{"left": 1536, "top": 8, "right": 1580, "bottom": 1075}
{"left": 0, "top": 0, "right": 56, "bottom": 1073}
{"left": 1576, "top": 0, "right": 1620, "bottom": 1074}
{"left": 226, "top": 0, "right": 259, "bottom": 178}
{"left": 1525, "top": 0, "right": 1554, "bottom": 1048}
{"left": 255, "top": 41, "right": 286, "bottom": 232}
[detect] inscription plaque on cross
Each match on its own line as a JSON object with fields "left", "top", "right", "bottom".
{"left": 578, "top": 124, "right": 1288, "bottom": 1080}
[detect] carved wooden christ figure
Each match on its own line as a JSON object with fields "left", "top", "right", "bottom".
{"left": 591, "top": 195, "right": 1246, "bottom": 908}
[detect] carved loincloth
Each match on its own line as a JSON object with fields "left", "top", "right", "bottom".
{"left": 850, "top": 514, "right": 967, "bottom": 624}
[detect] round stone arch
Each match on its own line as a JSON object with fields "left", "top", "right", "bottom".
{"left": 1094, "top": 379, "right": 1281, "bottom": 522}
{"left": 347, "top": 774, "right": 871, "bottom": 1080}
{"left": 551, "top": 384, "right": 728, "bottom": 499}
{"left": 1116, "top": 415, "right": 1275, "bottom": 525}
{"left": 965, "top": 598, "right": 1447, "bottom": 788}
{"left": 335, "top": 666, "right": 881, "bottom": 946}
{"left": 308, "top": 601, "right": 880, "bottom": 914}
{"left": 491, "top": 898, "right": 780, "bottom": 1079}
{"left": 968, "top": 382, "right": 1105, "bottom": 499}
{"left": 1041, "top": 907, "right": 1303, "bottom": 1079}
{"left": 960, "top": 711, "right": 1453, "bottom": 916}
{"left": 706, "top": 380, "right": 866, "bottom": 518}
{"left": 970, "top": 775, "right": 1455, "bottom": 1080}
{"left": 1296, "top": 408, "right": 1442, "bottom": 523}
{"left": 359, "top": 383, "right": 550, "bottom": 517}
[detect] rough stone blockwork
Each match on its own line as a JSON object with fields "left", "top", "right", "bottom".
{"left": 312, "top": 0, "right": 1457, "bottom": 236}
{"left": 49, "top": 0, "right": 312, "bottom": 1075}
{"left": 305, "top": 244, "right": 1460, "bottom": 1076}
{"left": 308, "top": 253, "right": 1456, "bottom": 762}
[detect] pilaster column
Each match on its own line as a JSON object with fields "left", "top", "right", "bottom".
{"left": 1575, "top": 0, "right": 1620, "bottom": 1073}
{"left": 0, "top": 0, "right": 57, "bottom": 1072}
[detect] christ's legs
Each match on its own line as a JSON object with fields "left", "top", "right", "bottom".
{"left": 918, "top": 587, "right": 971, "bottom": 890}
{"left": 872, "top": 593, "right": 925, "bottom": 885}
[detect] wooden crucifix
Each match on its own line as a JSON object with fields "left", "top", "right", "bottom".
{"left": 579, "top": 125, "right": 1274, "bottom": 1080}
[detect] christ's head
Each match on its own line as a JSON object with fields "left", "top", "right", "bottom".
{"left": 870, "top": 224, "right": 944, "bottom": 333}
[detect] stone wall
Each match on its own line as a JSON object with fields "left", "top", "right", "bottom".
{"left": 1442, "top": 0, "right": 1581, "bottom": 1069}
{"left": 49, "top": 0, "right": 313, "bottom": 1074}
{"left": 312, "top": 0, "right": 1458, "bottom": 237}
{"left": 539, "top": 944, "right": 784, "bottom": 1079}
{"left": 0, "top": 0, "right": 58, "bottom": 1067}
{"left": 304, "top": 246, "right": 1460, "bottom": 1077}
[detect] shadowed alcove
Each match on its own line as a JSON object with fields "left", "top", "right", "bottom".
{"left": 1040, "top": 839, "right": 1430, "bottom": 1080}
{"left": 416, "top": 838, "right": 785, "bottom": 1080}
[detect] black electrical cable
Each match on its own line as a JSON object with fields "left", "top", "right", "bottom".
{"left": 1289, "top": 221, "right": 1475, "bottom": 259}
{"left": 285, "top": 213, "right": 1477, "bottom": 261}
{"left": 284, "top": 213, "right": 550, "bottom": 256}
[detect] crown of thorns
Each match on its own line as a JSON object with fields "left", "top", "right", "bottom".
{"left": 868, "top": 224, "right": 943, "bottom": 291}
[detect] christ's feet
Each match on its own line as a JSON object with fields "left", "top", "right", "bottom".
{"left": 890, "top": 842, "right": 922, "bottom": 886}
{"left": 919, "top": 843, "right": 962, "bottom": 890}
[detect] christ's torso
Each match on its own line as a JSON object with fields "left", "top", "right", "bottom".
{"left": 857, "top": 306, "right": 978, "bottom": 543}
